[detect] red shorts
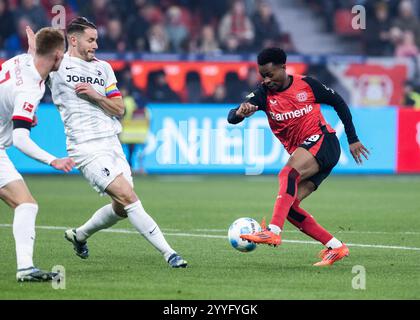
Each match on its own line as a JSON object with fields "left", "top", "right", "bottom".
{"left": 299, "top": 132, "right": 341, "bottom": 189}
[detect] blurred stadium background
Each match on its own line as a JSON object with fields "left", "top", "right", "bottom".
{"left": 1, "top": 0, "right": 420, "bottom": 300}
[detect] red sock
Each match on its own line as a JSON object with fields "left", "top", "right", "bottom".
{"left": 287, "top": 199, "right": 333, "bottom": 245}
{"left": 270, "top": 166, "right": 301, "bottom": 229}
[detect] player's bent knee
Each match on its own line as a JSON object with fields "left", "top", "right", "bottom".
{"left": 112, "top": 190, "right": 138, "bottom": 208}
{"left": 16, "top": 198, "right": 37, "bottom": 207}
{"left": 279, "top": 166, "right": 300, "bottom": 179}
{"left": 278, "top": 166, "right": 301, "bottom": 196}
{"left": 112, "top": 201, "right": 129, "bottom": 218}
{"left": 0, "top": 191, "right": 37, "bottom": 209}
{"left": 296, "top": 181, "right": 316, "bottom": 202}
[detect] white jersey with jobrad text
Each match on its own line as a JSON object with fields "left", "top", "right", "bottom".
{"left": 0, "top": 54, "right": 43, "bottom": 148}
{"left": 49, "top": 53, "right": 122, "bottom": 146}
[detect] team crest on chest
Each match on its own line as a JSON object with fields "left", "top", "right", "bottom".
{"left": 296, "top": 92, "right": 308, "bottom": 102}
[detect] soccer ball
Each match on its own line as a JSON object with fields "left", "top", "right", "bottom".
{"left": 228, "top": 217, "right": 261, "bottom": 252}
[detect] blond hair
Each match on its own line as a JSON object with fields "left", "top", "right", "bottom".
{"left": 35, "top": 27, "right": 65, "bottom": 56}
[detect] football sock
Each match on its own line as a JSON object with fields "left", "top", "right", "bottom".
{"left": 125, "top": 200, "right": 175, "bottom": 261}
{"left": 326, "top": 237, "right": 343, "bottom": 249}
{"left": 76, "top": 204, "right": 124, "bottom": 242}
{"left": 270, "top": 166, "right": 301, "bottom": 229}
{"left": 287, "top": 199, "right": 334, "bottom": 245}
{"left": 13, "top": 203, "right": 38, "bottom": 270}
{"left": 268, "top": 224, "right": 281, "bottom": 235}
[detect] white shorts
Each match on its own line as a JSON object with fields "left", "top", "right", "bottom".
{"left": 0, "top": 149, "right": 23, "bottom": 189}
{"left": 67, "top": 136, "right": 133, "bottom": 195}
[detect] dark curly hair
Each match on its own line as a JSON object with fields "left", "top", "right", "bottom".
{"left": 257, "top": 47, "right": 287, "bottom": 66}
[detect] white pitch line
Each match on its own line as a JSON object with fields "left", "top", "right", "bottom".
{"left": 162, "top": 234, "right": 420, "bottom": 252}
{"left": 194, "top": 228, "right": 420, "bottom": 236}
{"left": 0, "top": 224, "right": 180, "bottom": 233}
{"left": 1, "top": 224, "right": 420, "bottom": 252}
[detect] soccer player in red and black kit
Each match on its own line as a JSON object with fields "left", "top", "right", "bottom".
{"left": 227, "top": 48, "right": 369, "bottom": 266}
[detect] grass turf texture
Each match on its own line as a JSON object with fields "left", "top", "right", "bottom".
{"left": 0, "top": 175, "right": 419, "bottom": 299}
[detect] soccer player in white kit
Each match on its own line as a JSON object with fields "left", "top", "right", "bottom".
{"left": 0, "top": 27, "right": 75, "bottom": 281}
{"left": 27, "top": 18, "right": 187, "bottom": 268}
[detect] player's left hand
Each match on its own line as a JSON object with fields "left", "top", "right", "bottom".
{"left": 349, "top": 141, "right": 369, "bottom": 165}
{"left": 75, "top": 83, "right": 102, "bottom": 101}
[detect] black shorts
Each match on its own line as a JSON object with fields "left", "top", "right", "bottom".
{"left": 299, "top": 132, "right": 341, "bottom": 189}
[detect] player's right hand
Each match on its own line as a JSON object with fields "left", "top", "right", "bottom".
{"left": 236, "top": 102, "right": 258, "bottom": 118}
{"left": 50, "top": 157, "right": 76, "bottom": 173}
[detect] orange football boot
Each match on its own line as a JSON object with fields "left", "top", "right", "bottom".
{"left": 240, "top": 218, "right": 281, "bottom": 246}
{"left": 318, "top": 248, "right": 329, "bottom": 259}
{"left": 313, "top": 243, "right": 349, "bottom": 266}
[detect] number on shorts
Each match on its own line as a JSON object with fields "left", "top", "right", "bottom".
{"left": 306, "top": 135, "right": 320, "bottom": 143}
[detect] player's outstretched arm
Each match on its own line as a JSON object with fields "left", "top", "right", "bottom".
{"left": 228, "top": 86, "right": 267, "bottom": 124}
{"left": 13, "top": 128, "right": 75, "bottom": 172}
{"left": 228, "top": 102, "right": 258, "bottom": 124}
{"left": 303, "top": 76, "right": 370, "bottom": 164}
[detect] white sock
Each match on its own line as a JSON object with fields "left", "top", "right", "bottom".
{"left": 76, "top": 204, "right": 124, "bottom": 242}
{"left": 125, "top": 200, "right": 175, "bottom": 261}
{"left": 13, "top": 203, "right": 38, "bottom": 270}
{"left": 268, "top": 224, "right": 281, "bottom": 235}
{"left": 326, "top": 237, "right": 342, "bottom": 249}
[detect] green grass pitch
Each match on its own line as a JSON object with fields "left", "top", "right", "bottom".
{"left": 0, "top": 175, "right": 419, "bottom": 299}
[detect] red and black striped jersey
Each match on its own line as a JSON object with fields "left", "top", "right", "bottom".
{"left": 228, "top": 75, "right": 359, "bottom": 154}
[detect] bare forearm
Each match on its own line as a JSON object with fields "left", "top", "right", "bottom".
{"left": 94, "top": 96, "right": 125, "bottom": 117}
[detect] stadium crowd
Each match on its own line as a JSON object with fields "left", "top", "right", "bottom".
{"left": 304, "top": 0, "right": 420, "bottom": 58}
{"left": 0, "top": 0, "right": 287, "bottom": 54}
{"left": 2, "top": 0, "right": 420, "bottom": 58}
{"left": 1, "top": 0, "right": 419, "bottom": 107}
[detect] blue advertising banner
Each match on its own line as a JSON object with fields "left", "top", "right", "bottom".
{"left": 8, "top": 105, "right": 70, "bottom": 174}
{"left": 10, "top": 104, "right": 396, "bottom": 174}
{"left": 141, "top": 104, "right": 396, "bottom": 174}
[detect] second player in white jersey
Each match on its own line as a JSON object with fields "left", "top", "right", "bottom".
{"left": 49, "top": 53, "right": 122, "bottom": 145}
{"left": 27, "top": 17, "right": 187, "bottom": 268}
{"left": 0, "top": 27, "right": 75, "bottom": 282}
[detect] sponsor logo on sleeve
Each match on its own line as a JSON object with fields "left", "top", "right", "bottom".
{"left": 22, "top": 102, "right": 34, "bottom": 113}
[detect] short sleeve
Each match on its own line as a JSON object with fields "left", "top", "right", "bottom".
{"left": 12, "top": 90, "right": 42, "bottom": 123}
